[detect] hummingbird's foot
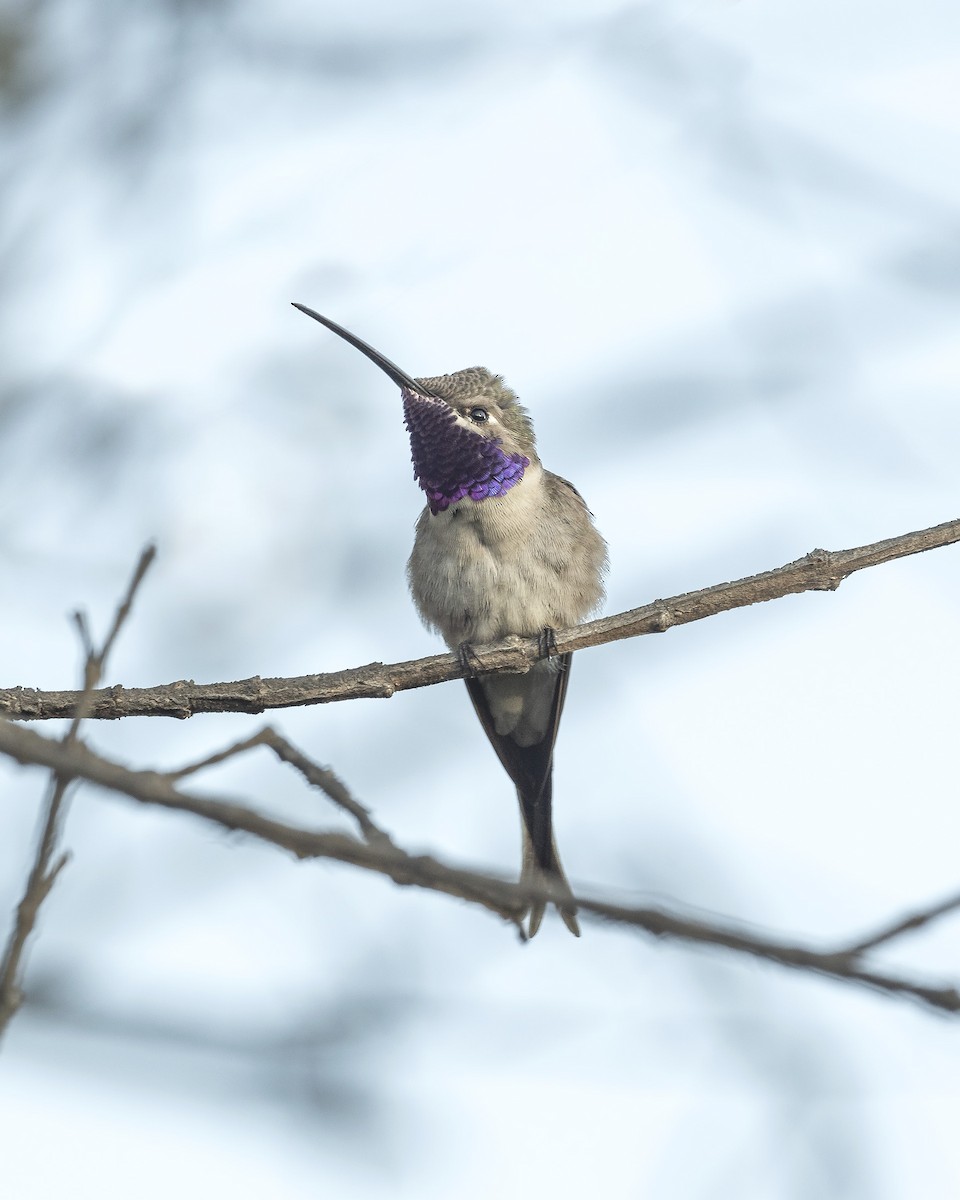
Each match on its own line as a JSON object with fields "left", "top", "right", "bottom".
{"left": 536, "top": 626, "right": 559, "bottom": 660}
{"left": 457, "top": 641, "right": 483, "bottom": 678}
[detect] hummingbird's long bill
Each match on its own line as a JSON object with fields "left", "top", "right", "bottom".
{"left": 291, "top": 303, "right": 438, "bottom": 397}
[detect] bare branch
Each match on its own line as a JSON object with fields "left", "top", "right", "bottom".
{"left": 90, "top": 544, "right": 157, "bottom": 677}
{"left": 166, "top": 724, "right": 392, "bottom": 846}
{"left": 0, "top": 546, "right": 155, "bottom": 1042}
{"left": 1, "top": 518, "right": 956, "bottom": 722}
{"left": 3, "top": 526, "right": 960, "bottom": 1023}
{"left": 71, "top": 611, "right": 95, "bottom": 667}
{"left": 841, "top": 887, "right": 960, "bottom": 957}
{"left": 0, "top": 844, "right": 71, "bottom": 1034}
{"left": 0, "top": 720, "right": 527, "bottom": 930}
{"left": 1, "top": 718, "right": 959, "bottom": 1014}
{"left": 579, "top": 898, "right": 960, "bottom": 1013}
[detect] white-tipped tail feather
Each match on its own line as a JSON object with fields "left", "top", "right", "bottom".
{"left": 520, "top": 823, "right": 580, "bottom": 938}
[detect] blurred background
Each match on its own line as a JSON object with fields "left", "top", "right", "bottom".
{"left": 1, "top": 0, "right": 959, "bottom": 1195}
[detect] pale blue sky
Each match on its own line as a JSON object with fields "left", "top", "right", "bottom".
{"left": 1, "top": 2, "right": 959, "bottom": 1197}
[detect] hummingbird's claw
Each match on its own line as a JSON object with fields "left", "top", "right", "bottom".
{"left": 457, "top": 641, "right": 483, "bottom": 678}
{"left": 537, "top": 626, "right": 559, "bottom": 659}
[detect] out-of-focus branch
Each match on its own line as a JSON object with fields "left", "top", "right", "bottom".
{"left": 842, "top": 888, "right": 960, "bottom": 956}
{"left": 2, "top": 521, "right": 960, "bottom": 1023}
{"left": 0, "top": 720, "right": 526, "bottom": 929}
{"left": 1, "top": 717, "right": 959, "bottom": 1015}
{"left": 1, "top": 517, "right": 956, "bottom": 721}
{"left": 168, "top": 725, "right": 394, "bottom": 847}
{"left": 0, "top": 546, "right": 155, "bottom": 1042}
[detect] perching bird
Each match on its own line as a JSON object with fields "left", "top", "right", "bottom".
{"left": 294, "top": 304, "right": 607, "bottom": 936}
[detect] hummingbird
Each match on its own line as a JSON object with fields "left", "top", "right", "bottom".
{"left": 293, "top": 303, "right": 607, "bottom": 936}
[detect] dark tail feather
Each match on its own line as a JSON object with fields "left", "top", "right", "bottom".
{"left": 519, "top": 790, "right": 580, "bottom": 938}
{"left": 464, "top": 658, "right": 578, "bottom": 937}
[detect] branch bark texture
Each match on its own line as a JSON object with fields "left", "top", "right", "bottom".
{"left": 2, "top": 517, "right": 957, "bottom": 722}
{"left": 1, "top": 718, "right": 958, "bottom": 1014}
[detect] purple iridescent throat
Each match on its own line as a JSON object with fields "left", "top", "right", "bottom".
{"left": 402, "top": 389, "right": 529, "bottom": 516}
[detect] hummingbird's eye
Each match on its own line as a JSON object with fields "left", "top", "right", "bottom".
{"left": 468, "top": 407, "right": 489, "bottom": 424}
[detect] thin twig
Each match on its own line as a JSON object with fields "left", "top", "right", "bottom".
{"left": 257, "top": 726, "right": 393, "bottom": 846}
{"left": 0, "top": 721, "right": 526, "bottom": 929}
{"left": 0, "top": 546, "right": 156, "bottom": 1042}
{"left": 0, "top": 843, "right": 71, "bottom": 1034}
{"left": 0, "top": 518, "right": 957, "bottom": 721}
{"left": 842, "top": 887, "right": 960, "bottom": 957}
{"left": 166, "top": 730, "right": 272, "bottom": 778}
{"left": 95, "top": 545, "right": 156, "bottom": 670}
{"left": 1, "top": 718, "right": 959, "bottom": 1014}
{"left": 166, "top": 724, "right": 392, "bottom": 845}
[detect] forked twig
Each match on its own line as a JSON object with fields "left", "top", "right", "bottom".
{"left": 0, "top": 545, "right": 156, "bottom": 1041}
{"left": 167, "top": 724, "right": 392, "bottom": 845}
{"left": 1, "top": 717, "right": 960, "bottom": 1014}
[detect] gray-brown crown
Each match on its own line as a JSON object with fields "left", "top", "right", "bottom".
{"left": 417, "top": 368, "right": 537, "bottom": 458}
{"left": 414, "top": 367, "right": 505, "bottom": 403}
